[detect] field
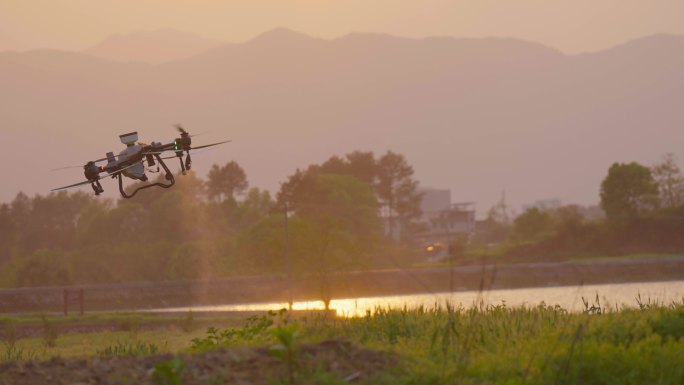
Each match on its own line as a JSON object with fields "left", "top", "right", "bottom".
{"left": 1, "top": 298, "right": 684, "bottom": 384}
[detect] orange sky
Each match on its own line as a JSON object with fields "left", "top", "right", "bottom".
{"left": 1, "top": 0, "right": 684, "bottom": 53}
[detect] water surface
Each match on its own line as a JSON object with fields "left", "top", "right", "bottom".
{"left": 154, "top": 280, "right": 684, "bottom": 317}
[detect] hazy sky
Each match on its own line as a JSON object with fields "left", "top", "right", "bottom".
{"left": 1, "top": 0, "right": 684, "bottom": 53}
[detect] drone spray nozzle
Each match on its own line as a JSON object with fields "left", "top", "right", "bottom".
{"left": 185, "top": 153, "right": 192, "bottom": 170}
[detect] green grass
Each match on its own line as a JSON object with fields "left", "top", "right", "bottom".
{"left": 0, "top": 311, "right": 242, "bottom": 329}
{"left": 2, "top": 302, "right": 684, "bottom": 384}
{"left": 181, "top": 299, "right": 684, "bottom": 384}
{"left": 2, "top": 328, "right": 208, "bottom": 360}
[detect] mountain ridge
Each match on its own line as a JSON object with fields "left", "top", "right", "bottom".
{"left": 82, "top": 28, "right": 223, "bottom": 65}
{"left": 1, "top": 31, "right": 682, "bottom": 211}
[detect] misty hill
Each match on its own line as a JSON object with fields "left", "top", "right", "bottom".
{"left": 83, "top": 29, "right": 223, "bottom": 65}
{"left": 1, "top": 29, "right": 683, "bottom": 210}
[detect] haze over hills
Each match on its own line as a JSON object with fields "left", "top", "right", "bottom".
{"left": 83, "top": 29, "right": 223, "bottom": 65}
{"left": 1, "top": 29, "right": 683, "bottom": 212}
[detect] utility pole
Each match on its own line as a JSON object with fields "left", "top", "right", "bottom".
{"left": 284, "top": 201, "right": 293, "bottom": 310}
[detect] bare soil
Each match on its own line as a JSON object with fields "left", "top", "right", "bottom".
{"left": 0, "top": 340, "right": 398, "bottom": 385}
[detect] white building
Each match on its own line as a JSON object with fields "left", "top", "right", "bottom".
{"left": 415, "top": 188, "right": 476, "bottom": 259}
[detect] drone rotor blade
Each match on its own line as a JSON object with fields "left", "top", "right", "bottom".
{"left": 51, "top": 157, "right": 110, "bottom": 171}
{"left": 51, "top": 180, "right": 93, "bottom": 192}
{"left": 190, "top": 130, "right": 209, "bottom": 138}
{"left": 157, "top": 140, "right": 231, "bottom": 160}
{"left": 159, "top": 145, "right": 221, "bottom": 160}
{"left": 191, "top": 140, "right": 232, "bottom": 151}
{"left": 51, "top": 165, "right": 83, "bottom": 171}
{"left": 51, "top": 161, "right": 143, "bottom": 192}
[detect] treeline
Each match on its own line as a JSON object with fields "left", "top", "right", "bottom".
{"left": 0, "top": 151, "right": 422, "bottom": 289}
{"left": 474, "top": 154, "right": 684, "bottom": 262}
{"left": 2, "top": 150, "right": 683, "bottom": 289}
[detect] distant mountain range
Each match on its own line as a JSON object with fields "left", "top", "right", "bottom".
{"left": 83, "top": 28, "right": 223, "bottom": 65}
{"left": 1, "top": 29, "right": 683, "bottom": 211}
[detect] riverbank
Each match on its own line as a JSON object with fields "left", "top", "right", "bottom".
{"left": 1, "top": 303, "right": 683, "bottom": 384}
{"left": 1, "top": 255, "right": 683, "bottom": 313}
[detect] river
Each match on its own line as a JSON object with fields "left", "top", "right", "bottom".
{"left": 152, "top": 280, "right": 684, "bottom": 317}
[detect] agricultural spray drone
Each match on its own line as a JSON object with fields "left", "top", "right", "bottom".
{"left": 52, "top": 125, "right": 230, "bottom": 198}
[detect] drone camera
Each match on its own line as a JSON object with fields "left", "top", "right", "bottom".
{"left": 119, "top": 131, "right": 139, "bottom": 146}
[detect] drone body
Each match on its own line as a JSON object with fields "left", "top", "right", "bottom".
{"left": 52, "top": 126, "right": 230, "bottom": 198}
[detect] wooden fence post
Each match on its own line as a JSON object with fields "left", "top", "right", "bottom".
{"left": 79, "top": 288, "right": 84, "bottom": 316}
{"left": 63, "top": 289, "right": 68, "bottom": 316}
{"left": 63, "top": 288, "right": 85, "bottom": 316}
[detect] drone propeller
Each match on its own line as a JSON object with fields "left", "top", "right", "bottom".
{"left": 50, "top": 162, "right": 140, "bottom": 192}
{"left": 192, "top": 139, "right": 232, "bottom": 151}
{"left": 51, "top": 157, "right": 109, "bottom": 171}
{"left": 174, "top": 124, "right": 188, "bottom": 134}
{"left": 51, "top": 180, "right": 93, "bottom": 191}
{"left": 159, "top": 139, "right": 232, "bottom": 160}
{"left": 162, "top": 140, "right": 231, "bottom": 159}
{"left": 51, "top": 165, "right": 84, "bottom": 171}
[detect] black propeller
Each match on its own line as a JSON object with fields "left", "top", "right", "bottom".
{"left": 160, "top": 140, "right": 232, "bottom": 160}
{"left": 51, "top": 162, "right": 140, "bottom": 192}
{"left": 51, "top": 157, "right": 109, "bottom": 171}
{"left": 174, "top": 124, "right": 188, "bottom": 135}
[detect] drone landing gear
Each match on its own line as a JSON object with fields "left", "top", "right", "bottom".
{"left": 118, "top": 154, "right": 175, "bottom": 199}
{"left": 176, "top": 151, "right": 192, "bottom": 175}
{"left": 91, "top": 180, "right": 104, "bottom": 195}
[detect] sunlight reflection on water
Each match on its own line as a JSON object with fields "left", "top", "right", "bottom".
{"left": 152, "top": 280, "right": 684, "bottom": 317}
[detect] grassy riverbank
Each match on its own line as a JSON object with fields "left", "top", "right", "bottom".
{"left": 2, "top": 299, "right": 684, "bottom": 384}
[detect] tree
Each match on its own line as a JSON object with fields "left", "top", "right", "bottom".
{"left": 600, "top": 162, "right": 659, "bottom": 221}
{"left": 344, "top": 151, "right": 377, "bottom": 185}
{"left": 511, "top": 207, "right": 554, "bottom": 242}
{"left": 206, "top": 161, "right": 248, "bottom": 202}
{"left": 651, "top": 153, "right": 684, "bottom": 209}
{"left": 275, "top": 173, "right": 381, "bottom": 309}
{"left": 295, "top": 174, "right": 380, "bottom": 309}
{"left": 0, "top": 203, "right": 13, "bottom": 260}
{"left": 375, "top": 151, "right": 422, "bottom": 241}
{"left": 15, "top": 249, "right": 72, "bottom": 287}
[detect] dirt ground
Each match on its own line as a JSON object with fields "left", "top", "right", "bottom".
{"left": 0, "top": 340, "right": 398, "bottom": 385}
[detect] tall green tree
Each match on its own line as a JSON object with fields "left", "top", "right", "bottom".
{"left": 206, "top": 161, "right": 248, "bottom": 202}
{"left": 600, "top": 162, "right": 659, "bottom": 221}
{"left": 274, "top": 172, "right": 381, "bottom": 308}
{"left": 290, "top": 173, "right": 380, "bottom": 309}
{"left": 651, "top": 153, "right": 684, "bottom": 209}
{"left": 375, "top": 151, "right": 422, "bottom": 241}
{"left": 344, "top": 151, "right": 377, "bottom": 185}
{"left": 0, "top": 203, "right": 13, "bottom": 260}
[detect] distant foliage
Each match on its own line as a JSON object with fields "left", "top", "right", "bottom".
{"left": 499, "top": 158, "right": 684, "bottom": 262}
{"left": 600, "top": 162, "right": 659, "bottom": 221}
{"left": 652, "top": 153, "right": 684, "bottom": 209}
{"left": 0, "top": 152, "right": 424, "bottom": 289}
{"left": 206, "top": 161, "right": 248, "bottom": 202}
